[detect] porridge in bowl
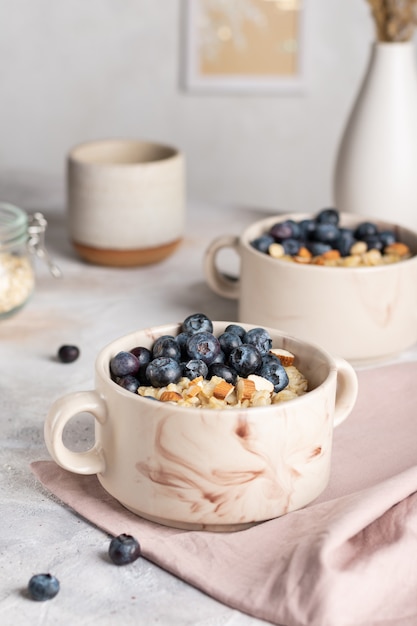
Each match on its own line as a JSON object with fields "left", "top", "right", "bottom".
{"left": 44, "top": 317, "right": 358, "bottom": 530}
{"left": 204, "top": 210, "right": 417, "bottom": 362}
{"left": 109, "top": 313, "right": 309, "bottom": 409}
{"left": 250, "top": 208, "right": 412, "bottom": 267}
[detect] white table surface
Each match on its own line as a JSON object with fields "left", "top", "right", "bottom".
{"left": 2, "top": 176, "right": 417, "bottom": 626}
{"left": 0, "top": 176, "right": 281, "bottom": 626}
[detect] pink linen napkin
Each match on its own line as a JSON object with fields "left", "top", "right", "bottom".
{"left": 31, "top": 362, "right": 417, "bottom": 626}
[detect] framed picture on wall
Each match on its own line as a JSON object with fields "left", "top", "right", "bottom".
{"left": 182, "top": 0, "right": 306, "bottom": 94}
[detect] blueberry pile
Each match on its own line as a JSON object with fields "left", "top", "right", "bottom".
{"left": 109, "top": 313, "right": 289, "bottom": 395}
{"left": 250, "top": 208, "right": 400, "bottom": 258}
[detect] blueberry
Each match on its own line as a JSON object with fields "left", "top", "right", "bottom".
{"left": 313, "top": 223, "right": 340, "bottom": 244}
{"left": 152, "top": 335, "right": 181, "bottom": 361}
{"left": 208, "top": 362, "right": 237, "bottom": 384}
{"left": 379, "top": 229, "right": 396, "bottom": 248}
{"left": 269, "top": 220, "right": 301, "bottom": 241}
{"left": 307, "top": 242, "right": 332, "bottom": 256}
{"left": 182, "top": 313, "right": 213, "bottom": 335}
{"left": 211, "top": 349, "right": 226, "bottom": 364}
{"left": 363, "top": 235, "right": 383, "bottom": 251}
{"left": 218, "top": 331, "right": 242, "bottom": 356}
{"left": 282, "top": 238, "right": 301, "bottom": 256}
{"left": 257, "top": 355, "right": 289, "bottom": 392}
{"left": 130, "top": 346, "right": 152, "bottom": 368}
{"left": 110, "top": 351, "right": 140, "bottom": 377}
{"left": 108, "top": 534, "right": 141, "bottom": 566}
{"left": 182, "top": 359, "right": 208, "bottom": 380}
{"left": 316, "top": 208, "right": 340, "bottom": 225}
{"left": 224, "top": 324, "right": 246, "bottom": 340}
{"left": 176, "top": 331, "right": 191, "bottom": 357}
{"left": 117, "top": 375, "right": 140, "bottom": 393}
{"left": 354, "top": 221, "right": 378, "bottom": 239}
{"left": 298, "top": 219, "right": 316, "bottom": 241}
{"left": 137, "top": 365, "right": 151, "bottom": 385}
{"left": 146, "top": 357, "right": 182, "bottom": 387}
{"left": 336, "top": 228, "right": 356, "bottom": 257}
{"left": 57, "top": 345, "right": 80, "bottom": 363}
{"left": 228, "top": 344, "right": 262, "bottom": 377}
{"left": 243, "top": 328, "right": 272, "bottom": 355}
{"left": 250, "top": 235, "right": 275, "bottom": 253}
{"left": 186, "top": 331, "right": 221, "bottom": 365}
{"left": 28, "top": 573, "right": 60, "bottom": 601}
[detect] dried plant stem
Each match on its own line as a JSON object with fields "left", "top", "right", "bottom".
{"left": 367, "top": 0, "right": 417, "bottom": 41}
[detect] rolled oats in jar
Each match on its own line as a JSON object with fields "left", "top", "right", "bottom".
{"left": 0, "top": 203, "right": 60, "bottom": 318}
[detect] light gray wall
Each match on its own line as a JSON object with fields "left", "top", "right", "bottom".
{"left": 0, "top": 0, "right": 379, "bottom": 211}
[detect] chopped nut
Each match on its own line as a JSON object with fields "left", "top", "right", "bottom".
{"left": 159, "top": 391, "right": 183, "bottom": 403}
{"left": 236, "top": 378, "right": 256, "bottom": 401}
{"left": 385, "top": 242, "right": 410, "bottom": 256}
{"left": 383, "top": 253, "right": 401, "bottom": 265}
{"left": 342, "top": 254, "right": 362, "bottom": 267}
{"left": 248, "top": 374, "right": 274, "bottom": 392}
{"left": 195, "top": 378, "right": 213, "bottom": 399}
{"left": 208, "top": 395, "right": 230, "bottom": 409}
{"left": 321, "top": 249, "right": 341, "bottom": 260}
{"left": 186, "top": 384, "right": 201, "bottom": 398}
{"left": 268, "top": 243, "right": 285, "bottom": 258}
{"left": 213, "top": 380, "right": 234, "bottom": 400}
{"left": 362, "top": 248, "right": 382, "bottom": 266}
{"left": 251, "top": 390, "right": 273, "bottom": 406}
{"left": 293, "top": 254, "right": 311, "bottom": 264}
{"left": 272, "top": 388, "right": 301, "bottom": 404}
{"left": 269, "top": 348, "right": 295, "bottom": 366}
{"left": 294, "top": 247, "right": 312, "bottom": 263}
{"left": 298, "top": 246, "right": 312, "bottom": 258}
{"left": 350, "top": 241, "right": 368, "bottom": 255}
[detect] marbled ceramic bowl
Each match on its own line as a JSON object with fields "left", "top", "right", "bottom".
{"left": 205, "top": 213, "right": 417, "bottom": 364}
{"left": 44, "top": 321, "right": 357, "bottom": 532}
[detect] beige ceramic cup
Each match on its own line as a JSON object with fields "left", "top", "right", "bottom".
{"left": 204, "top": 213, "right": 417, "bottom": 364}
{"left": 67, "top": 139, "right": 185, "bottom": 266}
{"left": 44, "top": 321, "right": 358, "bottom": 532}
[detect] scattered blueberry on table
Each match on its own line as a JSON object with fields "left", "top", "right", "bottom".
{"left": 57, "top": 345, "right": 80, "bottom": 363}
{"left": 108, "top": 534, "right": 141, "bottom": 566}
{"left": 27, "top": 573, "right": 60, "bottom": 601}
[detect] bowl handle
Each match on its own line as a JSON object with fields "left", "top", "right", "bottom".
{"left": 333, "top": 357, "right": 359, "bottom": 427}
{"left": 44, "top": 391, "right": 107, "bottom": 475}
{"left": 204, "top": 235, "right": 240, "bottom": 299}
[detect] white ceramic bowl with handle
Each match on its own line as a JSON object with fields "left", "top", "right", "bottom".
{"left": 204, "top": 213, "right": 417, "bottom": 364}
{"left": 44, "top": 321, "right": 358, "bottom": 532}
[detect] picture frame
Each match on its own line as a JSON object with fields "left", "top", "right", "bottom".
{"left": 182, "top": 0, "right": 307, "bottom": 95}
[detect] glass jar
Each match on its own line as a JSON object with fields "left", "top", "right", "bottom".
{"left": 0, "top": 203, "right": 60, "bottom": 319}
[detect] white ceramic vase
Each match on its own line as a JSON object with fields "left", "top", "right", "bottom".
{"left": 333, "top": 41, "right": 417, "bottom": 231}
